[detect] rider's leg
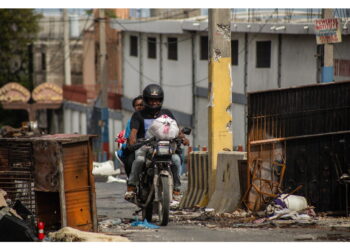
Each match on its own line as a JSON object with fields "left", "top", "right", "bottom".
{"left": 127, "top": 146, "right": 147, "bottom": 187}
{"left": 124, "top": 151, "right": 135, "bottom": 178}
{"left": 124, "top": 147, "right": 147, "bottom": 200}
{"left": 171, "top": 154, "right": 182, "bottom": 192}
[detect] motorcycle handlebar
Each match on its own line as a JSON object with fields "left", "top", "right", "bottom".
{"left": 127, "top": 137, "right": 185, "bottom": 152}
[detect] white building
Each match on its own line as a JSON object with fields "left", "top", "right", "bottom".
{"left": 111, "top": 17, "right": 350, "bottom": 150}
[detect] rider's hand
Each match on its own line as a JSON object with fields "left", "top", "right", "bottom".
{"left": 182, "top": 138, "right": 190, "bottom": 146}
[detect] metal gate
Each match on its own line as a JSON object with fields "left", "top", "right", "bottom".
{"left": 246, "top": 81, "right": 350, "bottom": 213}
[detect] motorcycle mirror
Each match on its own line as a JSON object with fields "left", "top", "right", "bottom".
{"left": 181, "top": 127, "right": 192, "bottom": 135}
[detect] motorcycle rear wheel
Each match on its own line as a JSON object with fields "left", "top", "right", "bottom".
{"left": 158, "top": 175, "right": 170, "bottom": 226}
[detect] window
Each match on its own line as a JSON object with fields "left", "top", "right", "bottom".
{"left": 256, "top": 41, "right": 271, "bottom": 68}
{"left": 147, "top": 37, "right": 156, "bottom": 59}
{"left": 130, "top": 35, "right": 138, "bottom": 57}
{"left": 231, "top": 40, "right": 238, "bottom": 66}
{"left": 41, "top": 52, "right": 46, "bottom": 71}
{"left": 200, "top": 36, "right": 208, "bottom": 60}
{"left": 167, "top": 37, "right": 178, "bottom": 60}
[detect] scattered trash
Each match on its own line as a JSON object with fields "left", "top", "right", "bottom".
{"left": 92, "top": 161, "right": 120, "bottom": 176}
{"left": 265, "top": 193, "right": 316, "bottom": 221}
{"left": 99, "top": 218, "right": 123, "bottom": 229}
{"left": 130, "top": 219, "right": 160, "bottom": 229}
{"left": 253, "top": 218, "right": 267, "bottom": 224}
{"left": 205, "top": 208, "right": 215, "bottom": 212}
{"left": 106, "top": 175, "right": 127, "bottom": 184}
{"left": 170, "top": 200, "right": 180, "bottom": 209}
{"left": 48, "top": 226, "right": 129, "bottom": 242}
{"left": 0, "top": 189, "right": 38, "bottom": 242}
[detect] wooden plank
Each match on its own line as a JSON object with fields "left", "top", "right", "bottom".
{"left": 88, "top": 138, "right": 98, "bottom": 232}
{"left": 57, "top": 143, "right": 67, "bottom": 228}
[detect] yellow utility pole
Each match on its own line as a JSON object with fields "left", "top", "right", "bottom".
{"left": 208, "top": 9, "right": 233, "bottom": 198}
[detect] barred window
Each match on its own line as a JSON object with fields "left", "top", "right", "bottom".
{"left": 148, "top": 37, "right": 156, "bottom": 59}
{"left": 130, "top": 35, "right": 138, "bottom": 57}
{"left": 167, "top": 37, "right": 178, "bottom": 60}
{"left": 256, "top": 41, "right": 271, "bottom": 68}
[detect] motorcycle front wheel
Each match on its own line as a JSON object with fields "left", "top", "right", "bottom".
{"left": 158, "top": 175, "right": 170, "bottom": 226}
{"left": 142, "top": 202, "right": 153, "bottom": 223}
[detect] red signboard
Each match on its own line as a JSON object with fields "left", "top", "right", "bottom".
{"left": 315, "top": 18, "right": 342, "bottom": 44}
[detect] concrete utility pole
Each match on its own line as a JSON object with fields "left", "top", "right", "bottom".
{"left": 322, "top": 8, "right": 334, "bottom": 82}
{"left": 208, "top": 9, "right": 233, "bottom": 198}
{"left": 99, "top": 9, "right": 109, "bottom": 160}
{"left": 63, "top": 9, "right": 72, "bottom": 86}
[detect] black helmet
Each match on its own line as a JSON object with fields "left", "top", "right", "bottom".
{"left": 143, "top": 84, "right": 164, "bottom": 114}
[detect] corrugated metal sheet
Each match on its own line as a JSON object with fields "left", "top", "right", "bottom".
{"left": 246, "top": 81, "right": 350, "bottom": 213}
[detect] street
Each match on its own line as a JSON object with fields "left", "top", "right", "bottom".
{"left": 95, "top": 178, "right": 350, "bottom": 242}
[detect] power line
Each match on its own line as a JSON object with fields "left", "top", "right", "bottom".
{"left": 120, "top": 9, "right": 279, "bottom": 88}
{"left": 47, "top": 16, "right": 94, "bottom": 73}
{"left": 114, "top": 17, "right": 209, "bottom": 47}
{"left": 44, "top": 15, "right": 94, "bottom": 67}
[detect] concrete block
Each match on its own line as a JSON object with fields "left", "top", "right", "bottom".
{"left": 207, "top": 151, "right": 247, "bottom": 213}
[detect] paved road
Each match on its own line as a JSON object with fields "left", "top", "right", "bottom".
{"left": 95, "top": 178, "right": 350, "bottom": 242}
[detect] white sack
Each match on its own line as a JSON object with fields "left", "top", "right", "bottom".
{"left": 280, "top": 194, "right": 308, "bottom": 211}
{"left": 92, "top": 160, "right": 120, "bottom": 176}
{"left": 146, "top": 115, "right": 179, "bottom": 140}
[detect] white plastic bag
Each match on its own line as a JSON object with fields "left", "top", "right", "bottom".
{"left": 92, "top": 160, "right": 120, "bottom": 176}
{"left": 146, "top": 115, "right": 179, "bottom": 140}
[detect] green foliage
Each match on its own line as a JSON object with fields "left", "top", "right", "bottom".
{"left": 0, "top": 9, "right": 42, "bottom": 88}
{"left": 0, "top": 9, "right": 42, "bottom": 127}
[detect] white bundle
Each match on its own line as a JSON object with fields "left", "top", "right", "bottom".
{"left": 92, "top": 160, "right": 120, "bottom": 176}
{"left": 146, "top": 115, "right": 179, "bottom": 140}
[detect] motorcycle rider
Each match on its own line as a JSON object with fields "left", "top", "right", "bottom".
{"left": 116, "top": 95, "right": 144, "bottom": 177}
{"left": 124, "top": 84, "right": 189, "bottom": 200}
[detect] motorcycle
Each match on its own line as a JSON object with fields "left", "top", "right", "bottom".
{"left": 130, "top": 127, "right": 191, "bottom": 226}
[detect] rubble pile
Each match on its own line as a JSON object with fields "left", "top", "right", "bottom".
{"left": 0, "top": 123, "right": 41, "bottom": 138}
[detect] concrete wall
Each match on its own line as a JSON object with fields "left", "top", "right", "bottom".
{"left": 281, "top": 34, "right": 318, "bottom": 87}
{"left": 141, "top": 33, "right": 160, "bottom": 87}
{"left": 121, "top": 28, "right": 350, "bottom": 151}
{"left": 123, "top": 32, "right": 142, "bottom": 99}
{"left": 161, "top": 34, "right": 193, "bottom": 114}
{"left": 246, "top": 33, "right": 279, "bottom": 92}
{"left": 231, "top": 33, "right": 246, "bottom": 95}
{"left": 334, "top": 35, "right": 350, "bottom": 82}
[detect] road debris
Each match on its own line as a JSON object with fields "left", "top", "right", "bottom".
{"left": 99, "top": 218, "right": 122, "bottom": 230}
{"left": 131, "top": 219, "right": 160, "bottom": 229}
{"left": 106, "top": 175, "right": 127, "bottom": 183}
{"left": 0, "top": 189, "right": 38, "bottom": 241}
{"left": 48, "top": 226, "right": 130, "bottom": 242}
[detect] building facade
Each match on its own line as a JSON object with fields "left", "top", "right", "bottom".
{"left": 112, "top": 17, "right": 350, "bottom": 150}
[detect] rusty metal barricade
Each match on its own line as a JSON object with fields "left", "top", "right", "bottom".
{"left": 246, "top": 81, "right": 350, "bottom": 213}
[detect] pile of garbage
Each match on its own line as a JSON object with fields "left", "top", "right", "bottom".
{"left": 0, "top": 189, "right": 38, "bottom": 241}
{"left": 0, "top": 122, "right": 41, "bottom": 138}
{"left": 167, "top": 193, "right": 319, "bottom": 229}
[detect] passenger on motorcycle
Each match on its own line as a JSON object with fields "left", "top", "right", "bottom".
{"left": 124, "top": 84, "right": 189, "bottom": 200}
{"left": 115, "top": 95, "right": 144, "bottom": 177}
